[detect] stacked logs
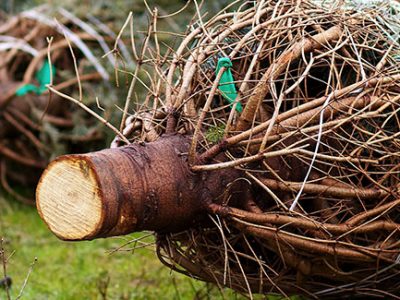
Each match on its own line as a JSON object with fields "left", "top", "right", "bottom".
{"left": 0, "top": 6, "right": 129, "bottom": 203}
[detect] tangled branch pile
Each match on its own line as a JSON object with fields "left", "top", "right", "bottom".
{"left": 107, "top": 0, "right": 400, "bottom": 298}
{"left": 0, "top": 6, "right": 129, "bottom": 203}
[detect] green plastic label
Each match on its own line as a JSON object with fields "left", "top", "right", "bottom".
{"left": 216, "top": 57, "right": 242, "bottom": 113}
{"left": 15, "top": 61, "right": 55, "bottom": 96}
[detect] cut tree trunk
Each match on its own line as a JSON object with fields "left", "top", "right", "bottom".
{"left": 36, "top": 134, "right": 244, "bottom": 240}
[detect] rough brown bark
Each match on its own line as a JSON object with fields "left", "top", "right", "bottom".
{"left": 36, "top": 134, "right": 243, "bottom": 241}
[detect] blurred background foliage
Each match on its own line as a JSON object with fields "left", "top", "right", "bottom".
{"left": 0, "top": 0, "right": 245, "bottom": 299}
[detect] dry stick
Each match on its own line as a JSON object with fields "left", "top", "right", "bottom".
{"left": 279, "top": 94, "right": 378, "bottom": 138}
{"left": 0, "top": 238, "right": 11, "bottom": 300}
{"left": 375, "top": 43, "right": 394, "bottom": 74}
{"left": 22, "top": 33, "right": 98, "bottom": 85}
{"left": 152, "top": 8, "right": 160, "bottom": 63}
{"left": 233, "top": 219, "right": 376, "bottom": 263}
{"left": 200, "top": 74, "right": 400, "bottom": 163}
{"left": 235, "top": 24, "right": 344, "bottom": 132}
{"left": 346, "top": 26, "right": 367, "bottom": 82}
{"left": 213, "top": 202, "right": 399, "bottom": 259}
{"left": 227, "top": 207, "right": 400, "bottom": 235}
{"left": 348, "top": 95, "right": 400, "bottom": 157}
{"left": 46, "top": 37, "right": 54, "bottom": 86}
{"left": 240, "top": 237, "right": 288, "bottom": 296}
{"left": 216, "top": 0, "right": 267, "bottom": 26}
{"left": 266, "top": 92, "right": 378, "bottom": 149}
{"left": 137, "top": 15, "right": 168, "bottom": 126}
{"left": 254, "top": 0, "right": 268, "bottom": 25}
{"left": 47, "top": 86, "right": 129, "bottom": 144}
{"left": 158, "top": 0, "right": 192, "bottom": 18}
{"left": 293, "top": 95, "right": 400, "bottom": 161}
{"left": 15, "top": 257, "right": 37, "bottom": 300}
{"left": 45, "top": 33, "right": 129, "bottom": 143}
{"left": 61, "top": 23, "right": 83, "bottom": 102}
{"left": 161, "top": 245, "right": 214, "bottom": 282}
{"left": 165, "top": 27, "right": 202, "bottom": 107}
{"left": 262, "top": 222, "right": 398, "bottom": 264}
{"left": 191, "top": 145, "right": 308, "bottom": 172}
{"left": 259, "top": 54, "right": 315, "bottom": 151}
{"left": 222, "top": 227, "right": 254, "bottom": 299}
{"left": 248, "top": 61, "right": 371, "bottom": 132}
{"left": 259, "top": 178, "right": 388, "bottom": 200}
{"left": 196, "top": 94, "right": 375, "bottom": 169}
{"left": 120, "top": 60, "right": 140, "bottom": 132}
{"left": 225, "top": 29, "right": 271, "bottom": 134}
{"left": 102, "top": 11, "right": 132, "bottom": 87}
{"left": 39, "top": 36, "right": 55, "bottom": 123}
{"left": 164, "top": 7, "right": 256, "bottom": 107}
{"left": 119, "top": 15, "right": 152, "bottom": 132}
{"left": 272, "top": 242, "right": 333, "bottom": 279}
{"left": 189, "top": 67, "right": 226, "bottom": 164}
{"left": 173, "top": 9, "right": 306, "bottom": 109}
{"left": 228, "top": 10, "right": 321, "bottom": 60}
{"left": 246, "top": 171, "right": 288, "bottom": 210}
{"left": 297, "top": 149, "right": 378, "bottom": 164}
{"left": 194, "top": 1, "right": 224, "bottom": 57}
{"left": 208, "top": 215, "right": 229, "bottom": 286}
{"left": 87, "top": 14, "right": 134, "bottom": 65}
{"left": 116, "top": 67, "right": 155, "bottom": 96}
{"left": 347, "top": 198, "right": 400, "bottom": 226}
{"left": 315, "top": 261, "right": 400, "bottom": 297}
{"left": 108, "top": 233, "right": 154, "bottom": 255}
{"left": 237, "top": 109, "right": 379, "bottom": 147}
{"left": 110, "top": 119, "right": 141, "bottom": 148}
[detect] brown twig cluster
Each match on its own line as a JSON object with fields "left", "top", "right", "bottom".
{"left": 0, "top": 6, "right": 123, "bottom": 203}
{"left": 108, "top": 0, "right": 400, "bottom": 298}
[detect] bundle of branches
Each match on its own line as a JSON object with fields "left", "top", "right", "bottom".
{"left": 36, "top": 0, "right": 400, "bottom": 298}
{"left": 0, "top": 6, "right": 131, "bottom": 203}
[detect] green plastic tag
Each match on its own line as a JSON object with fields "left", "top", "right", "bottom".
{"left": 15, "top": 61, "right": 55, "bottom": 96}
{"left": 216, "top": 57, "right": 242, "bottom": 113}
{"left": 15, "top": 84, "right": 41, "bottom": 96}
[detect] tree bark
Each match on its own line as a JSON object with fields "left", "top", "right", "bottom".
{"left": 36, "top": 134, "right": 243, "bottom": 241}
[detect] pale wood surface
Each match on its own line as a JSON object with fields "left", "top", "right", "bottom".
{"left": 36, "top": 158, "right": 102, "bottom": 240}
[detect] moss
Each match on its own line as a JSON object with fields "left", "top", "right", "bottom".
{"left": 205, "top": 124, "right": 225, "bottom": 144}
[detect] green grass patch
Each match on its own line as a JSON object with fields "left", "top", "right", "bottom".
{"left": 0, "top": 197, "right": 243, "bottom": 299}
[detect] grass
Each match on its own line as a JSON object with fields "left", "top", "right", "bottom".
{"left": 0, "top": 196, "right": 243, "bottom": 300}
